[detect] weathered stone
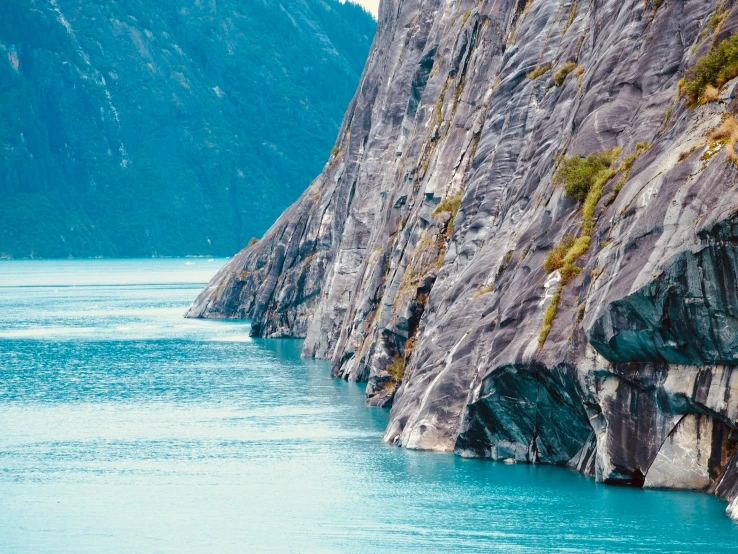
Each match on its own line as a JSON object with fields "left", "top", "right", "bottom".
{"left": 644, "top": 414, "right": 734, "bottom": 491}
{"left": 455, "top": 364, "right": 592, "bottom": 465}
{"left": 188, "top": 0, "right": 738, "bottom": 518}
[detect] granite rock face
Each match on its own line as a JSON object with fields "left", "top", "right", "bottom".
{"left": 188, "top": 0, "right": 738, "bottom": 517}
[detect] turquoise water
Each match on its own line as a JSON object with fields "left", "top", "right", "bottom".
{"left": 0, "top": 259, "right": 737, "bottom": 553}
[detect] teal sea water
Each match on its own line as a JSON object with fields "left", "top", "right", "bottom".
{"left": 1, "top": 259, "right": 737, "bottom": 553}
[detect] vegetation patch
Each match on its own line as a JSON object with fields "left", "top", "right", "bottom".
{"left": 709, "top": 4, "right": 730, "bottom": 36}
{"left": 605, "top": 142, "right": 649, "bottom": 205}
{"left": 247, "top": 237, "right": 259, "bottom": 247}
{"left": 664, "top": 107, "right": 673, "bottom": 125}
{"left": 563, "top": 1, "right": 578, "bottom": 34}
{"left": 538, "top": 286, "right": 561, "bottom": 348}
{"left": 543, "top": 235, "right": 576, "bottom": 273}
{"left": 554, "top": 62, "right": 579, "bottom": 87}
{"left": 400, "top": 215, "right": 455, "bottom": 298}
{"left": 386, "top": 355, "right": 406, "bottom": 382}
{"left": 711, "top": 116, "right": 738, "bottom": 163}
{"left": 543, "top": 234, "right": 589, "bottom": 284}
{"left": 581, "top": 165, "right": 616, "bottom": 232}
{"left": 559, "top": 235, "right": 590, "bottom": 284}
{"left": 608, "top": 174, "right": 628, "bottom": 203}
{"left": 424, "top": 189, "right": 465, "bottom": 272}
{"left": 452, "top": 76, "right": 466, "bottom": 114}
{"left": 622, "top": 142, "right": 651, "bottom": 170}
{"left": 433, "top": 190, "right": 463, "bottom": 216}
{"left": 554, "top": 149, "right": 618, "bottom": 202}
{"left": 433, "top": 77, "right": 451, "bottom": 130}
{"left": 435, "top": 243, "right": 448, "bottom": 269}
{"left": 527, "top": 62, "right": 553, "bottom": 80}
{"left": 701, "top": 137, "right": 729, "bottom": 162}
{"left": 680, "top": 33, "right": 738, "bottom": 105}
{"left": 496, "top": 249, "right": 514, "bottom": 278}
{"left": 539, "top": 143, "right": 650, "bottom": 348}
{"left": 576, "top": 302, "right": 587, "bottom": 324}
{"left": 678, "top": 143, "right": 706, "bottom": 162}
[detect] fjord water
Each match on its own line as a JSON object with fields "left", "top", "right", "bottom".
{"left": 1, "top": 260, "right": 736, "bottom": 553}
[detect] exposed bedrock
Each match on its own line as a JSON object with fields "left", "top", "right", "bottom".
{"left": 455, "top": 361, "right": 738, "bottom": 489}
{"left": 589, "top": 213, "right": 738, "bottom": 365}
{"left": 454, "top": 363, "right": 593, "bottom": 465}
{"left": 188, "top": 0, "right": 738, "bottom": 517}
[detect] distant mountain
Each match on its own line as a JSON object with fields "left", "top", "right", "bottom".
{"left": 0, "top": 0, "right": 375, "bottom": 258}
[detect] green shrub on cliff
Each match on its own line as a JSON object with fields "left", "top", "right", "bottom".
{"left": 543, "top": 234, "right": 590, "bottom": 285}
{"left": 543, "top": 235, "right": 576, "bottom": 273}
{"left": 554, "top": 150, "right": 617, "bottom": 202}
{"left": 554, "top": 62, "right": 578, "bottom": 87}
{"left": 709, "top": 5, "right": 729, "bottom": 31}
{"left": 386, "top": 356, "right": 406, "bottom": 381}
{"left": 538, "top": 287, "right": 561, "bottom": 348}
{"left": 680, "top": 34, "right": 738, "bottom": 105}
{"left": 527, "top": 63, "right": 552, "bottom": 80}
{"left": 433, "top": 190, "right": 464, "bottom": 217}
{"left": 540, "top": 146, "right": 632, "bottom": 348}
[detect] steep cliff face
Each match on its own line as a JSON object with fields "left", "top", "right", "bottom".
{"left": 0, "top": 0, "right": 374, "bottom": 257}
{"left": 188, "top": 0, "right": 738, "bottom": 517}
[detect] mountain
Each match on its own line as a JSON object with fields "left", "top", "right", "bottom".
{"left": 189, "top": 0, "right": 738, "bottom": 519}
{"left": 0, "top": 0, "right": 375, "bottom": 258}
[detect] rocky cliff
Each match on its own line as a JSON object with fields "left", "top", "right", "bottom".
{"left": 187, "top": 0, "right": 738, "bottom": 518}
{"left": 0, "top": 0, "right": 374, "bottom": 257}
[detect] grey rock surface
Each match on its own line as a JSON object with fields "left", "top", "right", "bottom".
{"left": 188, "top": 0, "right": 738, "bottom": 518}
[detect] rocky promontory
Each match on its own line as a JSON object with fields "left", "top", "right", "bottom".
{"left": 188, "top": 0, "right": 738, "bottom": 518}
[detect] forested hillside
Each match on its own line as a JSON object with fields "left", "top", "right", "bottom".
{"left": 0, "top": 0, "right": 375, "bottom": 257}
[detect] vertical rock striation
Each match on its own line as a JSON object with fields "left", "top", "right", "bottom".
{"left": 188, "top": 0, "right": 738, "bottom": 518}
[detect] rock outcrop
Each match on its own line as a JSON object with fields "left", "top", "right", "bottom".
{"left": 187, "top": 0, "right": 738, "bottom": 518}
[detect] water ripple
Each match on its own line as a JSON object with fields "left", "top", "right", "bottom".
{"left": 0, "top": 259, "right": 736, "bottom": 553}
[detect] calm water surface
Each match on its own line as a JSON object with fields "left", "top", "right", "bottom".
{"left": 0, "top": 259, "right": 737, "bottom": 553}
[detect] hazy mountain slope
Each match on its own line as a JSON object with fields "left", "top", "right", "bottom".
{"left": 0, "top": 0, "right": 375, "bottom": 257}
